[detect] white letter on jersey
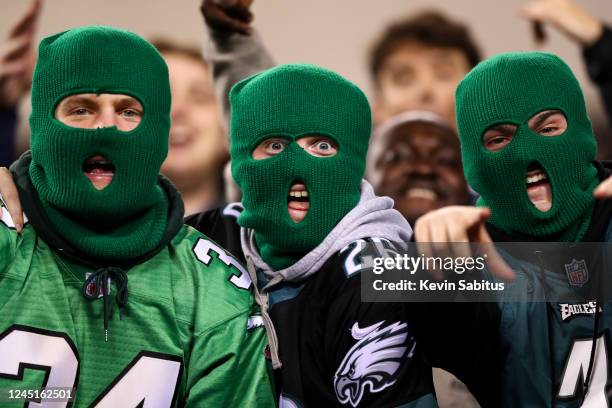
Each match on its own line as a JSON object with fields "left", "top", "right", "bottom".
{"left": 558, "top": 335, "right": 608, "bottom": 407}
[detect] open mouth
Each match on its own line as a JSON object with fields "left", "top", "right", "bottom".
{"left": 287, "top": 182, "right": 309, "bottom": 223}
{"left": 525, "top": 162, "right": 552, "bottom": 212}
{"left": 82, "top": 155, "right": 115, "bottom": 190}
{"left": 405, "top": 187, "right": 438, "bottom": 201}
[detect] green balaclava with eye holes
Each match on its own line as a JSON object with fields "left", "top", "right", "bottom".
{"left": 456, "top": 52, "right": 598, "bottom": 241}
{"left": 28, "top": 26, "right": 172, "bottom": 261}
{"left": 230, "top": 64, "right": 372, "bottom": 269}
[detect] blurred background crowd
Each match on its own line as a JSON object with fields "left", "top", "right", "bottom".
{"left": 1, "top": 0, "right": 611, "bottom": 406}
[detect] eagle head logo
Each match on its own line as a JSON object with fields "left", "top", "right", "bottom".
{"left": 333, "top": 320, "right": 414, "bottom": 407}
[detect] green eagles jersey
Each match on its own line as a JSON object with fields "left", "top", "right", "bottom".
{"left": 0, "top": 200, "right": 275, "bottom": 407}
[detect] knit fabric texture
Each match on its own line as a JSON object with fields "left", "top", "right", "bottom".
{"left": 28, "top": 26, "right": 172, "bottom": 260}
{"left": 456, "top": 52, "right": 598, "bottom": 241}
{"left": 229, "top": 64, "right": 372, "bottom": 269}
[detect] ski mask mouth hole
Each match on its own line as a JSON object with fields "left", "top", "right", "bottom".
{"left": 287, "top": 181, "right": 310, "bottom": 223}
{"left": 83, "top": 155, "right": 116, "bottom": 191}
{"left": 525, "top": 161, "right": 552, "bottom": 212}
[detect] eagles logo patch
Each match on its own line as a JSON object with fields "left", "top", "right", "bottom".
{"left": 334, "top": 320, "right": 414, "bottom": 407}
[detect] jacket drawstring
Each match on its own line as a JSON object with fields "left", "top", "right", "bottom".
{"left": 82, "top": 266, "right": 128, "bottom": 342}
{"left": 246, "top": 256, "right": 283, "bottom": 369}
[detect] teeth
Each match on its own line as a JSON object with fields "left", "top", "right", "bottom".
{"left": 289, "top": 191, "right": 308, "bottom": 198}
{"left": 526, "top": 172, "right": 547, "bottom": 184}
{"left": 407, "top": 188, "right": 437, "bottom": 200}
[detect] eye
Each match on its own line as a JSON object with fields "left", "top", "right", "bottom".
{"left": 312, "top": 140, "right": 334, "bottom": 155}
{"left": 540, "top": 125, "right": 558, "bottom": 134}
{"left": 528, "top": 110, "right": 567, "bottom": 137}
{"left": 317, "top": 141, "right": 330, "bottom": 150}
{"left": 121, "top": 109, "right": 141, "bottom": 118}
{"left": 189, "top": 87, "right": 215, "bottom": 105}
{"left": 348, "top": 364, "right": 356, "bottom": 378}
{"left": 490, "top": 136, "right": 507, "bottom": 145}
{"left": 267, "top": 140, "right": 286, "bottom": 153}
{"left": 120, "top": 108, "right": 142, "bottom": 120}
{"left": 252, "top": 137, "right": 289, "bottom": 160}
{"left": 434, "top": 67, "right": 455, "bottom": 81}
{"left": 305, "top": 138, "right": 337, "bottom": 157}
{"left": 436, "top": 152, "right": 461, "bottom": 167}
{"left": 71, "top": 107, "right": 91, "bottom": 116}
{"left": 392, "top": 72, "right": 413, "bottom": 87}
{"left": 482, "top": 124, "right": 517, "bottom": 152}
{"left": 381, "top": 150, "right": 399, "bottom": 165}
{"left": 381, "top": 145, "right": 412, "bottom": 165}
{"left": 261, "top": 138, "right": 288, "bottom": 156}
{"left": 485, "top": 136, "right": 511, "bottom": 151}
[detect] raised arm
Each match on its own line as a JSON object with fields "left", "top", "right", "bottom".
{"left": 200, "top": 0, "right": 275, "bottom": 129}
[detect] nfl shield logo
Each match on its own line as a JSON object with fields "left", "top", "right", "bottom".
{"left": 84, "top": 273, "right": 111, "bottom": 298}
{"left": 564, "top": 259, "right": 589, "bottom": 287}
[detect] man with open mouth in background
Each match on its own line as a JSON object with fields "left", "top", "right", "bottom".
{"left": 367, "top": 110, "right": 472, "bottom": 226}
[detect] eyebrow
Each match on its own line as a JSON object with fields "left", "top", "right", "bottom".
{"left": 486, "top": 124, "right": 517, "bottom": 133}
{"left": 115, "top": 97, "right": 143, "bottom": 109}
{"left": 61, "top": 96, "right": 95, "bottom": 106}
{"left": 530, "top": 110, "right": 561, "bottom": 129}
{"left": 57, "top": 96, "right": 98, "bottom": 113}
{"left": 430, "top": 53, "right": 457, "bottom": 65}
{"left": 384, "top": 62, "right": 413, "bottom": 72}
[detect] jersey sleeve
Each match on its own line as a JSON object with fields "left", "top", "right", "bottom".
{"left": 0, "top": 196, "right": 20, "bottom": 274}
{"left": 180, "top": 230, "right": 275, "bottom": 407}
{"left": 184, "top": 308, "right": 275, "bottom": 407}
{"left": 325, "top": 256, "right": 437, "bottom": 408}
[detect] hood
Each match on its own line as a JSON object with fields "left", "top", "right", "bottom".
{"left": 242, "top": 180, "right": 412, "bottom": 288}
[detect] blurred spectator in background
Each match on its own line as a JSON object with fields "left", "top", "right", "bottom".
{"left": 153, "top": 39, "right": 229, "bottom": 214}
{"left": 367, "top": 111, "right": 471, "bottom": 225}
{"left": 0, "top": 0, "right": 38, "bottom": 167}
{"left": 369, "top": 11, "right": 482, "bottom": 126}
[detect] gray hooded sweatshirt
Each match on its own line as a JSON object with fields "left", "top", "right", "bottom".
{"left": 240, "top": 180, "right": 412, "bottom": 368}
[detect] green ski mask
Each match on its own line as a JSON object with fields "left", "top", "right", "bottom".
{"left": 230, "top": 64, "right": 372, "bottom": 269}
{"left": 456, "top": 52, "right": 598, "bottom": 241}
{"left": 28, "top": 26, "right": 172, "bottom": 260}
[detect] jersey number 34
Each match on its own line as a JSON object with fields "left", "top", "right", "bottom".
{"left": 0, "top": 325, "right": 183, "bottom": 407}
